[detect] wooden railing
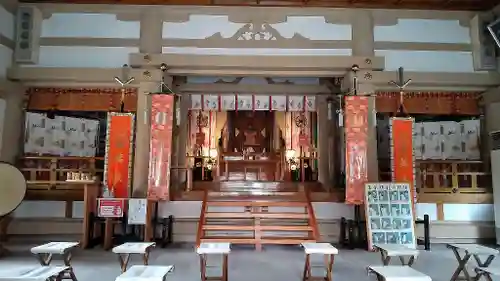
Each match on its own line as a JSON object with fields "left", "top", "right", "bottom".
{"left": 417, "top": 160, "right": 491, "bottom": 194}
{"left": 196, "top": 191, "right": 209, "bottom": 247}
{"left": 18, "top": 156, "right": 103, "bottom": 201}
{"left": 377, "top": 159, "right": 491, "bottom": 203}
{"left": 304, "top": 189, "right": 320, "bottom": 240}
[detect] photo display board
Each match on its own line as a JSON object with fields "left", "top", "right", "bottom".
{"left": 365, "top": 182, "right": 417, "bottom": 250}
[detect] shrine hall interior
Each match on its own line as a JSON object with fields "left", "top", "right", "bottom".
{"left": 2, "top": 0, "right": 500, "bottom": 256}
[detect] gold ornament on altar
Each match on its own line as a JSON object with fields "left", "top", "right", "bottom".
{"left": 196, "top": 113, "right": 209, "bottom": 128}
{"left": 294, "top": 114, "right": 307, "bottom": 128}
{"left": 66, "top": 171, "right": 93, "bottom": 182}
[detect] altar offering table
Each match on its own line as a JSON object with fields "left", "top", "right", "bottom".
{"left": 221, "top": 157, "right": 280, "bottom": 181}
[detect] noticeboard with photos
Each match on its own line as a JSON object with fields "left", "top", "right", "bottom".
{"left": 365, "top": 182, "right": 417, "bottom": 250}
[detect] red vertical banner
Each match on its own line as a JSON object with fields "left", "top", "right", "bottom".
{"left": 390, "top": 117, "right": 416, "bottom": 207}
{"left": 104, "top": 112, "right": 135, "bottom": 198}
{"left": 344, "top": 96, "right": 369, "bottom": 205}
{"left": 148, "top": 94, "right": 174, "bottom": 201}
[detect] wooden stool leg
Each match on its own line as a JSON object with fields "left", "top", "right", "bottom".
{"left": 380, "top": 251, "right": 391, "bottom": 265}
{"left": 324, "top": 254, "right": 334, "bottom": 281}
{"left": 36, "top": 253, "right": 53, "bottom": 266}
{"left": 199, "top": 254, "right": 207, "bottom": 281}
{"left": 222, "top": 253, "right": 228, "bottom": 281}
{"left": 63, "top": 252, "right": 78, "bottom": 281}
{"left": 118, "top": 254, "right": 131, "bottom": 273}
{"left": 55, "top": 271, "right": 65, "bottom": 281}
{"left": 143, "top": 251, "right": 150, "bottom": 265}
{"left": 302, "top": 254, "right": 311, "bottom": 281}
{"left": 0, "top": 243, "right": 9, "bottom": 257}
{"left": 399, "top": 255, "right": 415, "bottom": 266}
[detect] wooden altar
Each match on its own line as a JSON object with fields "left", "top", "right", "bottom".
{"left": 219, "top": 153, "right": 281, "bottom": 181}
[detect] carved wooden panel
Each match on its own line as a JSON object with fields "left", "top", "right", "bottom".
{"left": 27, "top": 88, "right": 138, "bottom": 112}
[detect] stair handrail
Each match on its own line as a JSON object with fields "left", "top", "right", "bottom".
{"left": 304, "top": 189, "right": 320, "bottom": 241}
{"left": 196, "top": 190, "right": 209, "bottom": 247}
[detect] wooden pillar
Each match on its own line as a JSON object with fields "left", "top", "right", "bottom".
{"left": 351, "top": 10, "right": 375, "bottom": 57}
{"left": 131, "top": 9, "right": 163, "bottom": 197}
{"left": 351, "top": 12, "right": 378, "bottom": 182}
{"left": 316, "top": 95, "right": 331, "bottom": 187}
{"left": 176, "top": 94, "right": 190, "bottom": 185}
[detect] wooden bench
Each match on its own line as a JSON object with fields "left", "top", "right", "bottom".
{"left": 30, "top": 242, "right": 80, "bottom": 281}
{"left": 367, "top": 265, "right": 432, "bottom": 281}
{"left": 373, "top": 244, "right": 419, "bottom": 266}
{"left": 0, "top": 266, "right": 69, "bottom": 281}
{"left": 197, "top": 242, "right": 231, "bottom": 281}
{"left": 115, "top": 265, "right": 174, "bottom": 281}
{"left": 301, "top": 243, "right": 338, "bottom": 281}
{"left": 112, "top": 242, "right": 156, "bottom": 273}
{"left": 475, "top": 267, "right": 500, "bottom": 281}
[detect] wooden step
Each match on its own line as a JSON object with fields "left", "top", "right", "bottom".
{"left": 200, "top": 237, "right": 315, "bottom": 244}
{"left": 203, "top": 225, "right": 313, "bottom": 231}
{"left": 205, "top": 212, "right": 309, "bottom": 219}
{"left": 206, "top": 201, "right": 307, "bottom": 207}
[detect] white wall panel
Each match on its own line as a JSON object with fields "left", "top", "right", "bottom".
{"left": 313, "top": 202, "right": 354, "bottom": 219}
{"left": 13, "top": 200, "right": 492, "bottom": 223}
{"left": 72, "top": 201, "right": 84, "bottom": 219}
{"left": 41, "top": 13, "right": 140, "bottom": 38}
{"left": 273, "top": 16, "right": 351, "bottom": 40}
{"left": 416, "top": 203, "right": 438, "bottom": 220}
{"left": 22, "top": 46, "right": 138, "bottom": 67}
{"left": 375, "top": 50, "right": 475, "bottom": 72}
{"left": 14, "top": 201, "right": 66, "bottom": 218}
{"left": 374, "top": 19, "right": 470, "bottom": 44}
{"left": 443, "top": 203, "right": 494, "bottom": 221}
{"left": 162, "top": 47, "right": 351, "bottom": 56}
{"left": 0, "top": 45, "right": 13, "bottom": 78}
{"left": 163, "top": 15, "right": 351, "bottom": 40}
{"left": 0, "top": 6, "right": 15, "bottom": 40}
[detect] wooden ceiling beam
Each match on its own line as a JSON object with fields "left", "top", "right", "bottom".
{"left": 20, "top": 0, "right": 498, "bottom": 11}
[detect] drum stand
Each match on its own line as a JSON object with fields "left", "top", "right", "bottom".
{"left": 0, "top": 242, "right": 9, "bottom": 257}
{"left": 0, "top": 216, "right": 11, "bottom": 257}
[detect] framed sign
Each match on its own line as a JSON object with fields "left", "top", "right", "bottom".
{"left": 127, "top": 199, "right": 147, "bottom": 225}
{"left": 97, "top": 198, "right": 125, "bottom": 218}
{"left": 365, "top": 182, "right": 417, "bottom": 250}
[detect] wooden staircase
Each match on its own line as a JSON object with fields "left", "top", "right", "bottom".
{"left": 196, "top": 181, "right": 320, "bottom": 250}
